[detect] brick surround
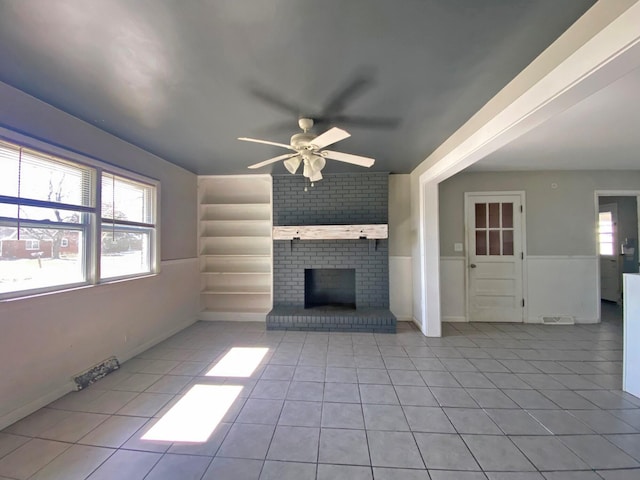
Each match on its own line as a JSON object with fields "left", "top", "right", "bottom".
{"left": 267, "top": 173, "right": 396, "bottom": 332}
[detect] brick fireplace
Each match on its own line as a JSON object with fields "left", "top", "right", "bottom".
{"left": 267, "top": 173, "right": 396, "bottom": 332}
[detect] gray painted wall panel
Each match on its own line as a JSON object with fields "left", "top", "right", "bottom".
{"left": 439, "top": 170, "right": 640, "bottom": 257}
{"left": 389, "top": 174, "right": 411, "bottom": 256}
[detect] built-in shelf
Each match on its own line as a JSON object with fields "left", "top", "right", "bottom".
{"left": 198, "top": 176, "right": 272, "bottom": 319}
{"left": 273, "top": 224, "right": 388, "bottom": 240}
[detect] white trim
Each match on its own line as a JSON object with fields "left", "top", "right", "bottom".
{"left": 198, "top": 174, "right": 272, "bottom": 180}
{"left": 527, "top": 255, "right": 598, "bottom": 260}
{"left": 198, "top": 311, "right": 268, "bottom": 322}
{"left": 0, "top": 314, "right": 196, "bottom": 431}
{"left": 161, "top": 257, "right": 200, "bottom": 266}
{"left": 0, "top": 382, "right": 75, "bottom": 432}
{"left": 443, "top": 316, "right": 467, "bottom": 323}
{"left": 417, "top": 180, "right": 441, "bottom": 337}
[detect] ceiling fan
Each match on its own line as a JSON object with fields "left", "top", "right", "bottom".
{"left": 239, "top": 118, "right": 375, "bottom": 184}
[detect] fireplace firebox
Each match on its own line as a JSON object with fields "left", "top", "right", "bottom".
{"left": 305, "top": 268, "right": 356, "bottom": 309}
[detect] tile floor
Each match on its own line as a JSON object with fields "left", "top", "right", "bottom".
{"left": 1, "top": 313, "right": 639, "bottom": 479}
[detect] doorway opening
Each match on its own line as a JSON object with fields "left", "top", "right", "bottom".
{"left": 596, "top": 191, "right": 640, "bottom": 323}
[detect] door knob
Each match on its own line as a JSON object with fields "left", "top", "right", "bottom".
{"left": 470, "top": 264, "right": 477, "bottom": 268}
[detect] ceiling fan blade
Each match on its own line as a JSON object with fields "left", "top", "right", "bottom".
{"left": 332, "top": 114, "right": 401, "bottom": 129}
{"left": 238, "top": 137, "right": 295, "bottom": 151}
{"left": 322, "top": 150, "right": 375, "bottom": 168}
{"left": 322, "top": 69, "right": 375, "bottom": 116}
{"left": 248, "top": 153, "right": 298, "bottom": 169}
{"left": 311, "top": 127, "right": 350, "bottom": 150}
{"left": 248, "top": 85, "right": 302, "bottom": 116}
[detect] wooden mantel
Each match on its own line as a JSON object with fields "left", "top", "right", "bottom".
{"left": 273, "top": 224, "right": 388, "bottom": 240}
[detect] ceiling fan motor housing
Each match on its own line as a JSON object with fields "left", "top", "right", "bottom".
{"left": 290, "top": 132, "right": 316, "bottom": 150}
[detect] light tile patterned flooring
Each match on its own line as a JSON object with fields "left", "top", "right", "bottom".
{"left": 1, "top": 314, "right": 639, "bottom": 479}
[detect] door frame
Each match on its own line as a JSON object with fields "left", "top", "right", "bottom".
{"left": 464, "top": 191, "right": 527, "bottom": 323}
{"left": 594, "top": 190, "right": 640, "bottom": 316}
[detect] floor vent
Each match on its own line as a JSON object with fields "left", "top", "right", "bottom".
{"left": 73, "top": 356, "right": 120, "bottom": 390}
{"left": 541, "top": 315, "right": 575, "bottom": 325}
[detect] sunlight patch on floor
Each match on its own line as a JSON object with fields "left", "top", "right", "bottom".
{"left": 141, "top": 384, "right": 242, "bottom": 442}
{"left": 205, "top": 347, "right": 269, "bottom": 377}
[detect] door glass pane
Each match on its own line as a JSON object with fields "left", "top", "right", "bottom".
{"left": 502, "top": 203, "right": 513, "bottom": 228}
{"left": 599, "top": 233, "right": 613, "bottom": 244}
{"left": 503, "top": 230, "right": 514, "bottom": 255}
{"left": 475, "top": 203, "right": 486, "bottom": 228}
{"left": 475, "top": 230, "right": 487, "bottom": 255}
{"left": 488, "top": 203, "right": 500, "bottom": 228}
{"left": 489, "top": 230, "right": 501, "bottom": 255}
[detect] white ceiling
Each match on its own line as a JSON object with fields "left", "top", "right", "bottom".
{"left": 469, "top": 65, "right": 640, "bottom": 171}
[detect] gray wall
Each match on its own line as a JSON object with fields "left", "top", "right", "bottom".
{"left": 0, "top": 81, "right": 197, "bottom": 260}
{"left": 439, "top": 170, "right": 640, "bottom": 257}
{"left": 389, "top": 174, "right": 412, "bottom": 256}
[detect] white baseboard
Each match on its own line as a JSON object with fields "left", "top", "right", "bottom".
{"left": 198, "top": 311, "right": 268, "bottom": 322}
{"left": 118, "top": 316, "right": 198, "bottom": 363}
{"left": 0, "top": 383, "right": 74, "bottom": 432}
{"left": 443, "top": 316, "right": 467, "bottom": 323}
{"left": 0, "top": 314, "right": 197, "bottom": 431}
{"left": 527, "top": 316, "right": 599, "bottom": 324}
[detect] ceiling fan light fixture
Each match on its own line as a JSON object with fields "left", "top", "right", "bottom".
{"left": 242, "top": 120, "right": 375, "bottom": 187}
{"left": 309, "top": 169, "right": 323, "bottom": 182}
{"left": 283, "top": 156, "right": 301, "bottom": 174}
{"left": 310, "top": 155, "right": 326, "bottom": 171}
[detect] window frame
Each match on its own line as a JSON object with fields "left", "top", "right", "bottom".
{"left": 0, "top": 127, "right": 160, "bottom": 300}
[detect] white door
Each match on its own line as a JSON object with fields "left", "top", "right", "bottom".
{"left": 466, "top": 193, "right": 524, "bottom": 322}
{"left": 599, "top": 203, "right": 619, "bottom": 302}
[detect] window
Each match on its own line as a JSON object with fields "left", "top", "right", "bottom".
{"left": 474, "top": 202, "right": 515, "bottom": 256}
{"left": 0, "top": 136, "right": 158, "bottom": 299}
{"left": 100, "top": 173, "right": 156, "bottom": 279}
{"left": 24, "top": 239, "right": 40, "bottom": 251}
{"left": 598, "top": 211, "right": 615, "bottom": 256}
